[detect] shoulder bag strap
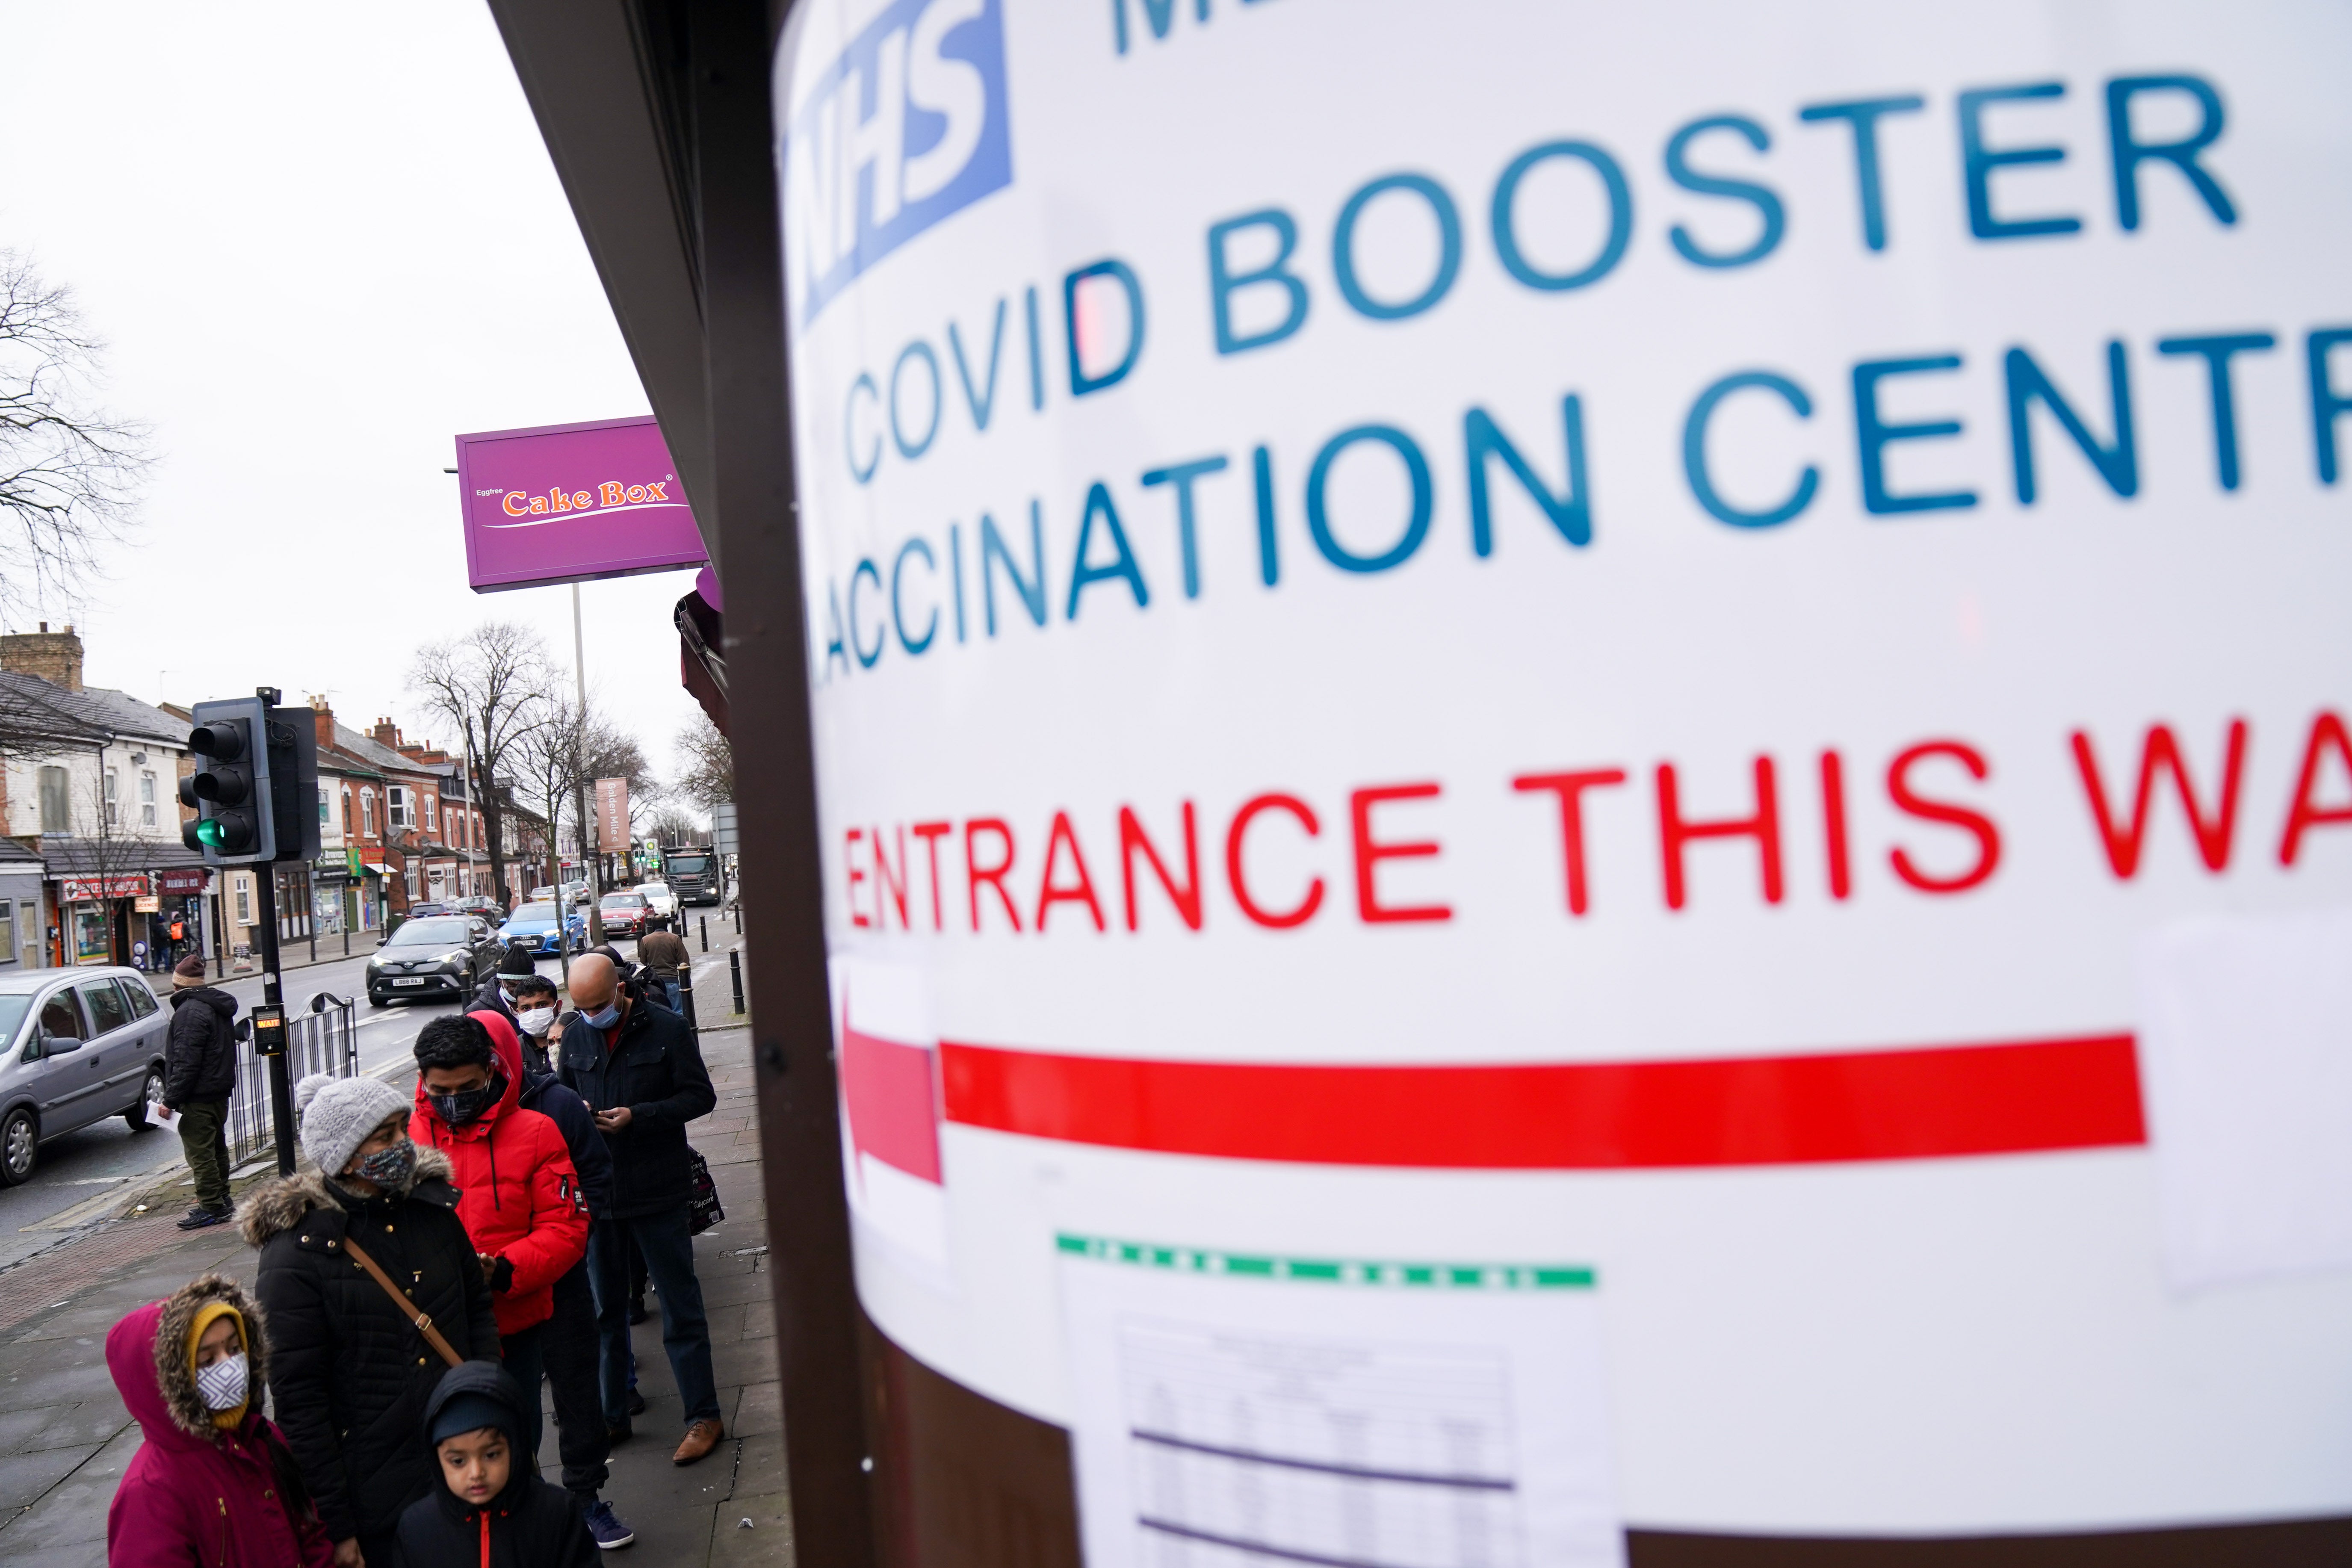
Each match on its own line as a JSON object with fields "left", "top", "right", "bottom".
{"left": 339, "top": 1234, "right": 464, "bottom": 1367}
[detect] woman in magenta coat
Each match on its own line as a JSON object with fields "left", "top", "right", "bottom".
{"left": 106, "top": 1273, "right": 335, "bottom": 1568}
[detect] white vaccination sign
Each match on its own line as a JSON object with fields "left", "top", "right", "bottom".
{"left": 775, "top": 0, "right": 2352, "bottom": 1543}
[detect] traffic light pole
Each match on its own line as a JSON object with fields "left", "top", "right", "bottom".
{"left": 252, "top": 868, "right": 296, "bottom": 1175}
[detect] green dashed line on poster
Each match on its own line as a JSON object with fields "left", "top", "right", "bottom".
{"left": 1055, "top": 1233, "right": 1596, "bottom": 1290}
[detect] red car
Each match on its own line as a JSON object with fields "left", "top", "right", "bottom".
{"left": 597, "top": 891, "right": 649, "bottom": 936}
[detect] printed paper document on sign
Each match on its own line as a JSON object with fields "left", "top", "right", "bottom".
{"left": 1058, "top": 1236, "right": 1622, "bottom": 1568}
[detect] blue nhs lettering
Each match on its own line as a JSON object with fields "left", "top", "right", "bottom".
{"left": 786, "top": 0, "right": 1011, "bottom": 323}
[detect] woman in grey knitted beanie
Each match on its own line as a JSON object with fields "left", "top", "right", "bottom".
{"left": 239, "top": 1072, "right": 500, "bottom": 1568}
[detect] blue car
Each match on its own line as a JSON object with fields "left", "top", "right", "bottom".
{"left": 498, "top": 899, "right": 587, "bottom": 955}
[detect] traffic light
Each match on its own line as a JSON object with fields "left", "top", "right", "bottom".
{"left": 263, "top": 703, "right": 321, "bottom": 864}
{"left": 179, "top": 696, "right": 275, "bottom": 865}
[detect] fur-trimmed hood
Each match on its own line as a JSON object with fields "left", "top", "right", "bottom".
{"left": 107, "top": 1273, "right": 268, "bottom": 1448}
{"left": 239, "top": 1143, "right": 457, "bottom": 1248}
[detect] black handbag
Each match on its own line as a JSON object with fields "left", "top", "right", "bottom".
{"left": 687, "top": 1146, "right": 724, "bottom": 1235}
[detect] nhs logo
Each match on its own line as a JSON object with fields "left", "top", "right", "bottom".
{"left": 783, "top": 0, "right": 1011, "bottom": 323}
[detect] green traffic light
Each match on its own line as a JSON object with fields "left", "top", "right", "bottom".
{"left": 197, "top": 819, "right": 225, "bottom": 848}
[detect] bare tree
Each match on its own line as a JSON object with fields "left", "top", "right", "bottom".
{"left": 647, "top": 804, "right": 702, "bottom": 847}
{"left": 510, "top": 699, "right": 584, "bottom": 901}
{"left": 409, "top": 623, "right": 552, "bottom": 907}
{"left": 0, "top": 252, "right": 151, "bottom": 622}
{"left": 671, "top": 710, "right": 733, "bottom": 811}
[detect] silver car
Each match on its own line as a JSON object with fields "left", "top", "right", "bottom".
{"left": 0, "top": 967, "right": 172, "bottom": 1185}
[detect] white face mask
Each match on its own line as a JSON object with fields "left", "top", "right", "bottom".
{"left": 516, "top": 1007, "right": 556, "bottom": 1038}
{"left": 197, "top": 1350, "right": 249, "bottom": 1411}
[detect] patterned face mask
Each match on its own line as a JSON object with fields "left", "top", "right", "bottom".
{"left": 196, "top": 1350, "right": 248, "bottom": 1411}
{"left": 352, "top": 1138, "right": 416, "bottom": 1189}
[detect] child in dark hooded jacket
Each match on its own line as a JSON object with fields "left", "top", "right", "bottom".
{"left": 395, "top": 1360, "right": 598, "bottom": 1568}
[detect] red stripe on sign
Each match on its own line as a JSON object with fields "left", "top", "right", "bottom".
{"left": 842, "top": 1025, "right": 943, "bottom": 1183}
{"left": 937, "top": 1034, "right": 2145, "bottom": 1168}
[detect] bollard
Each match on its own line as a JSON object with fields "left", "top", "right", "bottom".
{"left": 729, "top": 947, "right": 745, "bottom": 1016}
{"left": 733, "top": 902, "right": 741, "bottom": 935}
{"left": 699, "top": 915, "right": 708, "bottom": 953}
{"left": 680, "top": 963, "right": 700, "bottom": 1033}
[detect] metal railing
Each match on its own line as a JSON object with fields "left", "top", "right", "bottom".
{"left": 226, "top": 992, "right": 360, "bottom": 1169}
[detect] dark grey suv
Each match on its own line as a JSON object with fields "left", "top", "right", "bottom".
{"left": 365, "top": 914, "right": 504, "bottom": 1007}
{"left": 0, "top": 967, "right": 172, "bottom": 1185}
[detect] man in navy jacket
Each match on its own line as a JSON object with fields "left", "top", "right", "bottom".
{"left": 558, "top": 952, "right": 722, "bottom": 1466}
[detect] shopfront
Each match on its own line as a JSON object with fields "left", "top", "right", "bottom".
{"left": 150, "top": 865, "right": 209, "bottom": 973}
{"left": 58, "top": 873, "right": 146, "bottom": 967}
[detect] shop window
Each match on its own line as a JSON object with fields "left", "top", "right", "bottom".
{"left": 73, "top": 906, "right": 110, "bottom": 963}
{"left": 233, "top": 876, "right": 253, "bottom": 927}
{"left": 38, "top": 767, "right": 68, "bottom": 832}
{"left": 140, "top": 771, "right": 157, "bottom": 828}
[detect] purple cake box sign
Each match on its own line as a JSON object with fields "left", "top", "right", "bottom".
{"left": 455, "top": 414, "right": 708, "bottom": 593}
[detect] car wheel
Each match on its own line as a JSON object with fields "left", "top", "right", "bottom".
{"left": 0, "top": 1107, "right": 37, "bottom": 1186}
{"left": 125, "top": 1067, "right": 165, "bottom": 1134}
{"left": 368, "top": 992, "right": 387, "bottom": 1008}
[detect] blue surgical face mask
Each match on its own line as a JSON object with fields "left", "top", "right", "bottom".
{"left": 583, "top": 1003, "right": 621, "bottom": 1030}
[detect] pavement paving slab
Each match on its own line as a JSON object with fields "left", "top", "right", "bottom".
{"left": 0, "top": 966, "right": 792, "bottom": 1568}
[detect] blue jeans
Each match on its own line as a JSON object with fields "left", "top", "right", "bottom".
{"left": 588, "top": 1210, "right": 719, "bottom": 1425}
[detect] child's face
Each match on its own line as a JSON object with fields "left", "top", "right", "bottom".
{"left": 436, "top": 1426, "right": 511, "bottom": 1506}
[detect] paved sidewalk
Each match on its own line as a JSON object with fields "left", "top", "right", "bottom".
{"left": 0, "top": 971, "right": 787, "bottom": 1565}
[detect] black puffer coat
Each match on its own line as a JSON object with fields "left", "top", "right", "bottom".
{"left": 164, "top": 986, "right": 239, "bottom": 1104}
{"left": 556, "top": 985, "right": 714, "bottom": 1220}
{"left": 242, "top": 1145, "right": 500, "bottom": 1544}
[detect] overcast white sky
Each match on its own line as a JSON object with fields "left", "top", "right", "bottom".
{"left": 0, "top": 3, "right": 704, "bottom": 803}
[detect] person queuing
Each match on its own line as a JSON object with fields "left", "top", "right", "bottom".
{"left": 558, "top": 952, "right": 724, "bottom": 1465}
{"left": 163, "top": 954, "right": 240, "bottom": 1230}
{"left": 245, "top": 1073, "right": 500, "bottom": 1568}
{"left": 632, "top": 924, "right": 691, "bottom": 1014}
{"left": 472, "top": 942, "right": 539, "bottom": 1033}
{"left": 396, "top": 1361, "right": 598, "bottom": 1568}
{"left": 106, "top": 1273, "right": 336, "bottom": 1567}
{"left": 424, "top": 1007, "right": 637, "bottom": 1551}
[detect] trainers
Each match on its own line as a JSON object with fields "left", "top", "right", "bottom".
{"left": 175, "top": 1205, "right": 231, "bottom": 1231}
{"left": 583, "top": 1500, "right": 635, "bottom": 1549}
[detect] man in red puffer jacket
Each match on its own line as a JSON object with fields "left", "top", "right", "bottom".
{"left": 408, "top": 1012, "right": 588, "bottom": 1479}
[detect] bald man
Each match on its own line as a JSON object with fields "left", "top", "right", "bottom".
{"left": 558, "top": 952, "right": 723, "bottom": 1465}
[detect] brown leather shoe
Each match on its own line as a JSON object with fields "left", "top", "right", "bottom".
{"left": 672, "top": 1417, "right": 724, "bottom": 1465}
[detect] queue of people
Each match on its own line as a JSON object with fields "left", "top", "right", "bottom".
{"left": 106, "top": 942, "right": 720, "bottom": 1567}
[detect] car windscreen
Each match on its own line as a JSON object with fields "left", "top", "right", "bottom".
{"left": 389, "top": 917, "right": 473, "bottom": 947}
{"left": 0, "top": 995, "right": 31, "bottom": 1050}
{"left": 602, "top": 894, "right": 644, "bottom": 907}
{"left": 512, "top": 904, "right": 558, "bottom": 922}
{"left": 667, "top": 856, "right": 709, "bottom": 874}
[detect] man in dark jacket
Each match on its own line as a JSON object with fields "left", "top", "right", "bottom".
{"left": 469, "top": 942, "right": 538, "bottom": 1032}
{"left": 163, "top": 954, "right": 239, "bottom": 1230}
{"left": 558, "top": 952, "right": 723, "bottom": 1465}
{"left": 246, "top": 1072, "right": 499, "bottom": 1568}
